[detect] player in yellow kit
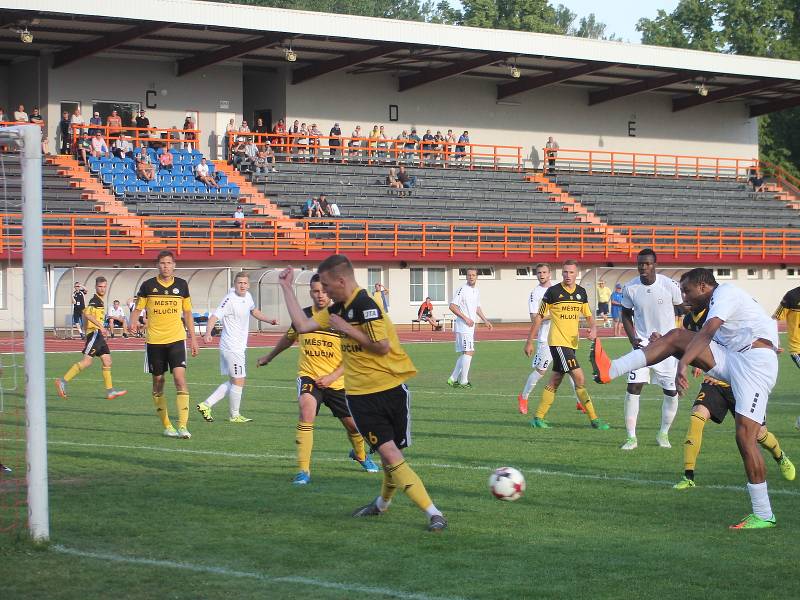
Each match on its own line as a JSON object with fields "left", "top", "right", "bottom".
{"left": 773, "top": 285, "right": 800, "bottom": 429}
{"left": 55, "top": 276, "right": 127, "bottom": 400}
{"left": 130, "top": 250, "right": 199, "bottom": 439}
{"left": 257, "top": 273, "right": 379, "bottom": 485}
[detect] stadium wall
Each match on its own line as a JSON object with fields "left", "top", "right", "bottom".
{"left": 4, "top": 263, "right": 796, "bottom": 333}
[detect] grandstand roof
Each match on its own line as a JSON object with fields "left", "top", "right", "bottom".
{"left": 2, "top": 0, "right": 800, "bottom": 116}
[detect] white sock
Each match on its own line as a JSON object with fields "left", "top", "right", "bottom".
{"left": 566, "top": 375, "right": 577, "bottom": 400}
{"left": 424, "top": 503, "right": 443, "bottom": 518}
{"left": 459, "top": 354, "right": 473, "bottom": 384}
{"left": 376, "top": 495, "right": 391, "bottom": 512}
{"left": 609, "top": 349, "right": 647, "bottom": 380}
{"left": 521, "top": 371, "right": 543, "bottom": 399}
{"left": 229, "top": 384, "right": 243, "bottom": 417}
{"left": 660, "top": 394, "right": 679, "bottom": 434}
{"left": 624, "top": 393, "right": 640, "bottom": 438}
{"left": 746, "top": 481, "right": 773, "bottom": 520}
{"left": 205, "top": 382, "right": 230, "bottom": 408}
{"left": 450, "top": 355, "right": 463, "bottom": 381}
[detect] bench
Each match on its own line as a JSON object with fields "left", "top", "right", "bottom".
{"left": 411, "top": 318, "right": 443, "bottom": 332}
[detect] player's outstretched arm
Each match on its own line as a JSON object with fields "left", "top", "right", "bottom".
{"left": 129, "top": 308, "right": 142, "bottom": 335}
{"left": 203, "top": 315, "right": 219, "bottom": 344}
{"left": 184, "top": 309, "right": 199, "bottom": 356}
{"left": 584, "top": 314, "right": 597, "bottom": 341}
{"left": 524, "top": 314, "right": 543, "bottom": 357}
{"left": 257, "top": 333, "right": 294, "bottom": 367}
{"left": 278, "top": 267, "right": 319, "bottom": 333}
{"left": 449, "top": 302, "right": 473, "bottom": 327}
{"left": 251, "top": 308, "right": 278, "bottom": 326}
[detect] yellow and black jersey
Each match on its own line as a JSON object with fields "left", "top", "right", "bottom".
{"left": 774, "top": 286, "right": 800, "bottom": 353}
{"left": 682, "top": 308, "right": 729, "bottom": 388}
{"left": 313, "top": 287, "right": 416, "bottom": 395}
{"left": 84, "top": 294, "right": 106, "bottom": 334}
{"left": 287, "top": 306, "right": 345, "bottom": 390}
{"left": 538, "top": 283, "right": 591, "bottom": 349}
{"left": 135, "top": 276, "right": 192, "bottom": 345}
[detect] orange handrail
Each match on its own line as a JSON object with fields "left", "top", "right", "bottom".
{"left": 70, "top": 124, "right": 200, "bottom": 150}
{"left": 758, "top": 160, "right": 800, "bottom": 196}
{"left": 542, "top": 147, "right": 757, "bottom": 180}
{"left": 228, "top": 131, "right": 523, "bottom": 171}
{"left": 3, "top": 214, "right": 797, "bottom": 260}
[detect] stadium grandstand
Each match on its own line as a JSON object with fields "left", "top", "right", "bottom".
{"left": 0, "top": 0, "right": 798, "bottom": 333}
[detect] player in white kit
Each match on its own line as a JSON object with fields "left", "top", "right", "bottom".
{"left": 447, "top": 268, "right": 492, "bottom": 388}
{"left": 592, "top": 267, "right": 781, "bottom": 529}
{"left": 197, "top": 272, "right": 277, "bottom": 422}
{"left": 618, "top": 249, "right": 683, "bottom": 450}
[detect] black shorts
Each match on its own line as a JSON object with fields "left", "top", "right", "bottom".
{"left": 596, "top": 302, "right": 609, "bottom": 315}
{"left": 83, "top": 330, "right": 110, "bottom": 357}
{"left": 72, "top": 309, "right": 84, "bottom": 325}
{"left": 549, "top": 346, "right": 579, "bottom": 373}
{"left": 694, "top": 382, "right": 736, "bottom": 424}
{"left": 145, "top": 341, "right": 187, "bottom": 375}
{"left": 346, "top": 384, "right": 411, "bottom": 451}
{"left": 296, "top": 376, "right": 349, "bottom": 419}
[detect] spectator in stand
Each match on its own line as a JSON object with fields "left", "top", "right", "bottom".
{"left": 195, "top": 157, "right": 220, "bottom": 189}
{"left": 287, "top": 119, "right": 300, "bottom": 160}
{"left": 58, "top": 110, "right": 72, "bottom": 154}
{"left": 135, "top": 109, "right": 151, "bottom": 146}
{"left": 317, "top": 192, "right": 331, "bottom": 217}
{"left": 377, "top": 125, "right": 388, "bottom": 161}
{"left": 309, "top": 123, "right": 322, "bottom": 158}
{"left": 386, "top": 167, "right": 403, "bottom": 191}
{"left": 183, "top": 116, "right": 197, "bottom": 151}
{"left": 233, "top": 205, "right": 245, "bottom": 228}
{"left": 272, "top": 118, "right": 286, "bottom": 158}
{"left": 223, "top": 118, "right": 236, "bottom": 160}
{"left": 368, "top": 124, "right": 379, "bottom": 161}
{"left": 29, "top": 107, "right": 48, "bottom": 154}
{"left": 164, "top": 125, "right": 179, "bottom": 149}
{"left": 434, "top": 131, "right": 445, "bottom": 164}
{"left": 113, "top": 133, "right": 134, "bottom": 159}
{"left": 136, "top": 151, "right": 156, "bottom": 182}
{"left": 455, "top": 130, "right": 469, "bottom": 163}
{"left": 545, "top": 135, "right": 559, "bottom": 174}
{"left": 105, "top": 299, "right": 129, "bottom": 337}
{"left": 302, "top": 196, "right": 321, "bottom": 218}
{"left": 418, "top": 297, "right": 442, "bottom": 330}
{"left": 349, "top": 125, "right": 362, "bottom": 160}
{"left": 396, "top": 129, "right": 409, "bottom": 162}
{"left": 445, "top": 129, "right": 456, "bottom": 162}
{"left": 106, "top": 109, "right": 123, "bottom": 138}
{"left": 88, "top": 110, "right": 102, "bottom": 136}
{"left": 373, "top": 283, "right": 390, "bottom": 313}
{"left": 296, "top": 122, "right": 309, "bottom": 161}
{"left": 241, "top": 138, "right": 259, "bottom": 171}
{"left": 230, "top": 138, "right": 248, "bottom": 169}
{"left": 13, "top": 104, "right": 28, "bottom": 122}
{"left": 407, "top": 129, "right": 420, "bottom": 162}
{"left": 251, "top": 148, "right": 274, "bottom": 177}
{"left": 90, "top": 132, "right": 110, "bottom": 158}
{"left": 254, "top": 117, "right": 268, "bottom": 135}
{"left": 397, "top": 165, "right": 416, "bottom": 193}
{"left": 328, "top": 122, "right": 341, "bottom": 162}
{"left": 158, "top": 147, "right": 174, "bottom": 172}
{"left": 239, "top": 120, "right": 250, "bottom": 133}
{"left": 748, "top": 168, "right": 766, "bottom": 192}
{"left": 422, "top": 129, "right": 435, "bottom": 163}
{"left": 262, "top": 141, "right": 277, "bottom": 171}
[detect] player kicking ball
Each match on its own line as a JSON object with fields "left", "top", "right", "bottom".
{"left": 256, "top": 273, "right": 379, "bottom": 485}
{"left": 197, "top": 272, "right": 277, "bottom": 423}
{"left": 55, "top": 276, "right": 127, "bottom": 401}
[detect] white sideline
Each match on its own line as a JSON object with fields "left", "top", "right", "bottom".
{"left": 52, "top": 545, "right": 467, "bottom": 600}
{"left": 38, "top": 439, "right": 800, "bottom": 497}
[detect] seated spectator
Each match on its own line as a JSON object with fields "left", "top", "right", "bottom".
{"left": 251, "top": 148, "right": 275, "bottom": 176}
{"left": 241, "top": 139, "right": 259, "bottom": 170}
{"left": 397, "top": 165, "right": 416, "bottom": 193}
{"left": 90, "top": 133, "right": 110, "bottom": 158}
{"left": 158, "top": 147, "right": 174, "bottom": 171}
{"left": 748, "top": 168, "right": 765, "bottom": 192}
{"left": 13, "top": 104, "right": 28, "bottom": 122}
{"left": 195, "top": 157, "right": 220, "bottom": 188}
{"left": 29, "top": 107, "right": 48, "bottom": 154}
{"left": 113, "top": 134, "right": 134, "bottom": 159}
{"left": 418, "top": 297, "right": 442, "bottom": 330}
{"left": 386, "top": 167, "right": 403, "bottom": 190}
{"left": 183, "top": 116, "right": 197, "bottom": 151}
{"left": 317, "top": 192, "right": 331, "bottom": 217}
{"left": 230, "top": 138, "right": 247, "bottom": 167}
{"left": 105, "top": 299, "right": 128, "bottom": 337}
{"left": 88, "top": 110, "right": 103, "bottom": 136}
{"left": 233, "top": 205, "right": 245, "bottom": 228}
{"left": 136, "top": 152, "right": 156, "bottom": 182}
{"left": 302, "top": 196, "right": 321, "bottom": 218}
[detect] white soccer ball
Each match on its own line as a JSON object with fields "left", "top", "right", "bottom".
{"left": 489, "top": 466, "right": 526, "bottom": 501}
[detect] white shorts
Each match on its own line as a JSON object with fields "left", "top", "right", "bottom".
{"left": 707, "top": 342, "right": 777, "bottom": 425}
{"left": 454, "top": 332, "right": 475, "bottom": 353}
{"left": 220, "top": 350, "right": 246, "bottom": 378}
{"left": 532, "top": 343, "right": 551, "bottom": 371}
{"left": 628, "top": 356, "right": 678, "bottom": 390}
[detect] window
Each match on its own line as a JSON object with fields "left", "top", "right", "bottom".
{"left": 787, "top": 267, "right": 800, "bottom": 279}
{"left": 367, "top": 267, "right": 383, "bottom": 290}
{"left": 410, "top": 267, "right": 446, "bottom": 303}
{"left": 715, "top": 267, "right": 732, "bottom": 280}
{"left": 746, "top": 268, "right": 760, "bottom": 279}
{"left": 458, "top": 267, "right": 495, "bottom": 279}
{"left": 516, "top": 267, "right": 537, "bottom": 279}
{"left": 91, "top": 100, "right": 141, "bottom": 128}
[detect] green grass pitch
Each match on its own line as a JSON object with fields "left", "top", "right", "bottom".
{"left": 2, "top": 337, "right": 799, "bottom": 599}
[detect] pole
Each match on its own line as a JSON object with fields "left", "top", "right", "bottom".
{"left": 20, "top": 124, "right": 49, "bottom": 541}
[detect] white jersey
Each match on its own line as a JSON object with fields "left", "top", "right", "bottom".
{"left": 528, "top": 283, "right": 552, "bottom": 344}
{"left": 212, "top": 290, "right": 255, "bottom": 354}
{"left": 451, "top": 284, "right": 480, "bottom": 334}
{"left": 621, "top": 274, "right": 682, "bottom": 344}
{"left": 707, "top": 283, "right": 779, "bottom": 350}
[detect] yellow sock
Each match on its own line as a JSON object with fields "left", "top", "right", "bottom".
{"left": 348, "top": 431, "right": 367, "bottom": 462}
{"left": 63, "top": 363, "right": 84, "bottom": 382}
{"left": 176, "top": 391, "right": 190, "bottom": 429}
{"left": 101, "top": 366, "right": 113, "bottom": 390}
{"left": 153, "top": 393, "right": 171, "bottom": 428}
{"left": 386, "top": 460, "right": 433, "bottom": 512}
{"left": 381, "top": 464, "right": 398, "bottom": 503}
{"left": 535, "top": 386, "right": 556, "bottom": 419}
{"left": 575, "top": 386, "right": 598, "bottom": 420}
{"left": 296, "top": 421, "right": 314, "bottom": 473}
{"left": 757, "top": 430, "right": 783, "bottom": 461}
{"left": 684, "top": 413, "right": 707, "bottom": 472}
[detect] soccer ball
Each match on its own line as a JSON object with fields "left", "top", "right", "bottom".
{"left": 488, "top": 466, "right": 526, "bottom": 501}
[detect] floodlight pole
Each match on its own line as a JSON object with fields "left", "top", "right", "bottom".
{"left": 19, "top": 124, "right": 49, "bottom": 542}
